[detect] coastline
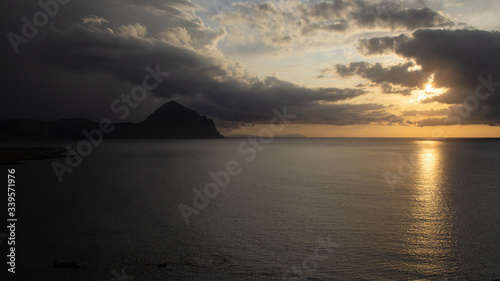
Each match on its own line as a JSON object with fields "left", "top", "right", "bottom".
{"left": 0, "top": 147, "right": 67, "bottom": 165}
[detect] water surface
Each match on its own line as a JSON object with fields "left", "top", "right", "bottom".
{"left": 5, "top": 138, "right": 500, "bottom": 280}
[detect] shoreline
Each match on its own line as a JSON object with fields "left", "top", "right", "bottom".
{"left": 0, "top": 147, "right": 67, "bottom": 165}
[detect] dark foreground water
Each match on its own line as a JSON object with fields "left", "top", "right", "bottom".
{"left": 3, "top": 138, "right": 500, "bottom": 280}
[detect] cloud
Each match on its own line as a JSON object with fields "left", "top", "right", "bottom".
{"left": 215, "top": 0, "right": 453, "bottom": 50}
{"left": 415, "top": 116, "right": 494, "bottom": 127}
{"left": 395, "top": 29, "right": 500, "bottom": 98}
{"left": 358, "top": 29, "right": 500, "bottom": 96}
{"left": 0, "top": 0, "right": 404, "bottom": 131}
{"left": 380, "top": 83, "right": 413, "bottom": 95}
{"left": 81, "top": 15, "right": 109, "bottom": 26}
{"left": 355, "top": 28, "right": 500, "bottom": 125}
{"left": 401, "top": 108, "right": 451, "bottom": 116}
{"left": 117, "top": 23, "right": 148, "bottom": 38}
{"left": 335, "top": 61, "right": 428, "bottom": 89}
{"left": 351, "top": 6, "right": 453, "bottom": 30}
{"left": 358, "top": 34, "right": 409, "bottom": 55}
{"left": 5, "top": 0, "right": 485, "bottom": 132}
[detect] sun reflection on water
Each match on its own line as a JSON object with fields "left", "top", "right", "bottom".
{"left": 405, "top": 141, "right": 453, "bottom": 276}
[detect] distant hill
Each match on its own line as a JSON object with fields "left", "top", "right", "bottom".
{"left": 226, "top": 134, "right": 307, "bottom": 138}
{"left": 0, "top": 101, "right": 224, "bottom": 139}
{"left": 276, "top": 134, "right": 307, "bottom": 138}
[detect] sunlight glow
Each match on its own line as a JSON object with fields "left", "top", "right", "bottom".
{"left": 407, "top": 63, "right": 422, "bottom": 72}
{"left": 405, "top": 141, "right": 453, "bottom": 274}
{"left": 409, "top": 74, "right": 448, "bottom": 103}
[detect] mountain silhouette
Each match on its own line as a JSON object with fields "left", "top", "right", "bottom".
{"left": 0, "top": 101, "right": 224, "bottom": 139}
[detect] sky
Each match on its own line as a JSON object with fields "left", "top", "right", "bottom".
{"left": 1, "top": 0, "right": 499, "bottom": 137}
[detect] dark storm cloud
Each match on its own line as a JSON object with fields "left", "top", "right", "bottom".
{"left": 0, "top": 0, "right": 214, "bottom": 121}
{"left": 408, "top": 29, "right": 500, "bottom": 122}
{"left": 0, "top": 0, "right": 404, "bottom": 130}
{"left": 36, "top": 24, "right": 369, "bottom": 122}
{"left": 395, "top": 29, "right": 500, "bottom": 99}
{"left": 353, "top": 29, "right": 500, "bottom": 125}
{"left": 358, "top": 29, "right": 500, "bottom": 95}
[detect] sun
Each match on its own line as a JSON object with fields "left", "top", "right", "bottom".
{"left": 425, "top": 74, "right": 435, "bottom": 92}
{"left": 409, "top": 74, "right": 448, "bottom": 103}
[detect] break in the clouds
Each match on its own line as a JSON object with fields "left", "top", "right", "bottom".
{"left": 1, "top": 0, "right": 499, "bottom": 132}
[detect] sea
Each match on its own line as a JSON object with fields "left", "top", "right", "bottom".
{"left": 3, "top": 138, "right": 500, "bottom": 280}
